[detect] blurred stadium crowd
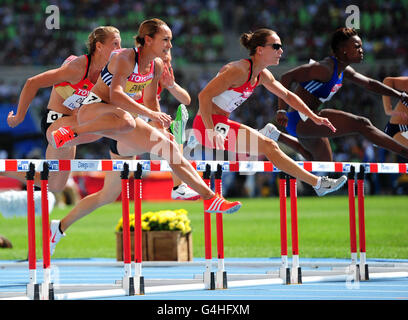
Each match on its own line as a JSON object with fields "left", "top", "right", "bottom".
{"left": 1, "top": 0, "right": 407, "bottom": 195}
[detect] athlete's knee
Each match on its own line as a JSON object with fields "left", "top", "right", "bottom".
{"left": 48, "top": 180, "right": 67, "bottom": 193}
{"left": 114, "top": 112, "right": 136, "bottom": 132}
{"left": 259, "top": 136, "right": 280, "bottom": 155}
{"left": 97, "top": 189, "right": 120, "bottom": 205}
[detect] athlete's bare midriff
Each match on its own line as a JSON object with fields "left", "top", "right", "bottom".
{"left": 294, "top": 85, "right": 323, "bottom": 112}
{"left": 46, "top": 88, "right": 76, "bottom": 115}
{"left": 90, "top": 77, "right": 112, "bottom": 103}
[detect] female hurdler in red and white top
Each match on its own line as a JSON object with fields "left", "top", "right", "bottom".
{"left": 195, "top": 28, "right": 347, "bottom": 196}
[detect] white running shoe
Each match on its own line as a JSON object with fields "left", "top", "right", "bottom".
{"left": 171, "top": 183, "right": 200, "bottom": 200}
{"left": 259, "top": 123, "right": 281, "bottom": 142}
{"left": 50, "top": 220, "right": 65, "bottom": 256}
{"left": 314, "top": 175, "right": 347, "bottom": 197}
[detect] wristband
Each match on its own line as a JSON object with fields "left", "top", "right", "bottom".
{"left": 167, "top": 83, "right": 175, "bottom": 89}
{"left": 401, "top": 92, "right": 408, "bottom": 107}
{"left": 276, "top": 109, "right": 287, "bottom": 114}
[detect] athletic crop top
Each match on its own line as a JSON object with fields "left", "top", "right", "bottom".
{"left": 212, "top": 59, "right": 260, "bottom": 113}
{"left": 299, "top": 56, "right": 343, "bottom": 103}
{"left": 100, "top": 47, "right": 155, "bottom": 98}
{"left": 54, "top": 54, "right": 94, "bottom": 110}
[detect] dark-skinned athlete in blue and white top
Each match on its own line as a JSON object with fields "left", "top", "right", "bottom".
{"left": 276, "top": 27, "right": 408, "bottom": 161}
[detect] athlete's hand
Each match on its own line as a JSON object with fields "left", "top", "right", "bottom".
{"left": 312, "top": 115, "right": 336, "bottom": 132}
{"left": 275, "top": 110, "right": 288, "bottom": 128}
{"left": 161, "top": 61, "right": 175, "bottom": 89}
{"left": 7, "top": 110, "right": 23, "bottom": 128}
{"left": 151, "top": 111, "right": 172, "bottom": 129}
{"left": 208, "top": 130, "right": 225, "bottom": 150}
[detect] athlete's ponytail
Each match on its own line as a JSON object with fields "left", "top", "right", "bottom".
{"left": 240, "top": 28, "right": 276, "bottom": 56}
{"left": 87, "top": 26, "right": 120, "bottom": 55}
{"left": 134, "top": 18, "right": 168, "bottom": 47}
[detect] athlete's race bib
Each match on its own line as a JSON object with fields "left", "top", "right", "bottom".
{"left": 214, "top": 122, "right": 230, "bottom": 138}
{"left": 46, "top": 110, "right": 64, "bottom": 123}
{"left": 81, "top": 92, "right": 102, "bottom": 105}
{"left": 63, "top": 88, "right": 91, "bottom": 110}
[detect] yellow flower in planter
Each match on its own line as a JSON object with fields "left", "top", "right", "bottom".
{"left": 116, "top": 209, "right": 191, "bottom": 234}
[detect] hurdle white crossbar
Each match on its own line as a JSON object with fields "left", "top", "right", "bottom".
{"left": 1, "top": 159, "right": 407, "bottom": 174}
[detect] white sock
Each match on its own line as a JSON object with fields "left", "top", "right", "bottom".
{"left": 313, "top": 177, "right": 321, "bottom": 189}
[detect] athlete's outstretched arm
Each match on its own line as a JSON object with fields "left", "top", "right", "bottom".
{"left": 7, "top": 58, "right": 85, "bottom": 128}
{"left": 345, "top": 66, "right": 408, "bottom": 104}
{"left": 161, "top": 60, "right": 191, "bottom": 105}
{"left": 261, "top": 69, "right": 336, "bottom": 132}
{"left": 278, "top": 62, "right": 331, "bottom": 111}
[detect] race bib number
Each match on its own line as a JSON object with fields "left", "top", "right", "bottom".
{"left": 63, "top": 88, "right": 91, "bottom": 110}
{"left": 46, "top": 110, "right": 64, "bottom": 124}
{"left": 214, "top": 122, "right": 230, "bottom": 138}
{"left": 81, "top": 92, "right": 102, "bottom": 105}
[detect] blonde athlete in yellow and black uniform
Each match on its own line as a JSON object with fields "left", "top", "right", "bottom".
{"left": 49, "top": 19, "right": 242, "bottom": 255}
{"left": 6, "top": 26, "right": 121, "bottom": 192}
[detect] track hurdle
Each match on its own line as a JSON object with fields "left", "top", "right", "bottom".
{"left": 50, "top": 163, "right": 140, "bottom": 299}
{"left": 2, "top": 159, "right": 408, "bottom": 299}
{"left": 198, "top": 164, "right": 289, "bottom": 289}
{"left": 351, "top": 165, "right": 408, "bottom": 280}
{"left": 26, "top": 162, "right": 40, "bottom": 300}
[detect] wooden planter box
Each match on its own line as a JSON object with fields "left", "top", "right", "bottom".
{"left": 116, "top": 231, "right": 193, "bottom": 262}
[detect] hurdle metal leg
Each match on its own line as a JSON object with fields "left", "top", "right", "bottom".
{"left": 133, "top": 163, "right": 145, "bottom": 295}
{"left": 357, "top": 165, "right": 369, "bottom": 281}
{"left": 203, "top": 164, "right": 215, "bottom": 290}
{"left": 279, "top": 173, "right": 291, "bottom": 284}
{"left": 40, "top": 162, "right": 54, "bottom": 300}
{"left": 25, "top": 163, "right": 40, "bottom": 300}
{"left": 215, "top": 164, "right": 227, "bottom": 289}
{"left": 289, "top": 176, "right": 302, "bottom": 284}
{"left": 120, "top": 163, "right": 134, "bottom": 295}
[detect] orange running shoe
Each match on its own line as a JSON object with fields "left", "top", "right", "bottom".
{"left": 51, "top": 126, "right": 77, "bottom": 149}
{"left": 204, "top": 194, "right": 242, "bottom": 214}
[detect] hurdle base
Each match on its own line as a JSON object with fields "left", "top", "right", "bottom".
{"left": 278, "top": 267, "right": 291, "bottom": 284}
{"left": 216, "top": 270, "right": 228, "bottom": 289}
{"left": 133, "top": 276, "right": 145, "bottom": 295}
{"left": 204, "top": 271, "right": 215, "bottom": 290}
{"left": 360, "top": 264, "right": 369, "bottom": 281}
{"left": 26, "top": 283, "right": 40, "bottom": 300}
{"left": 121, "top": 276, "right": 135, "bottom": 296}
{"left": 290, "top": 267, "right": 302, "bottom": 284}
{"left": 40, "top": 282, "right": 54, "bottom": 300}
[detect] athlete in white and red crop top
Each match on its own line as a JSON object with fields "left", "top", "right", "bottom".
{"left": 211, "top": 59, "right": 260, "bottom": 114}
{"left": 194, "top": 28, "right": 347, "bottom": 197}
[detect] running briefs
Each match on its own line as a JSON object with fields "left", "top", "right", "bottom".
{"left": 384, "top": 122, "right": 408, "bottom": 138}
{"left": 40, "top": 109, "right": 69, "bottom": 143}
{"left": 286, "top": 111, "right": 301, "bottom": 137}
{"left": 192, "top": 114, "right": 241, "bottom": 152}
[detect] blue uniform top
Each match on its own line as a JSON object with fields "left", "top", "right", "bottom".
{"left": 299, "top": 56, "right": 343, "bottom": 103}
